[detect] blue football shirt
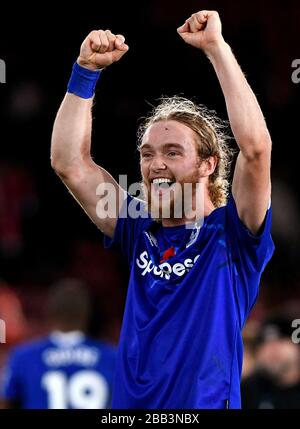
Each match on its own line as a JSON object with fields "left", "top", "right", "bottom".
{"left": 1, "top": 332, "right": 117, "bottom": 409}
{"left": 105, "top": 194, "right": 274, "bottom": 409}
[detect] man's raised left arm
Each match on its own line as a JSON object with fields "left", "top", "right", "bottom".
{"left": 178, "top": 10, "right": 272, "bottom": 234}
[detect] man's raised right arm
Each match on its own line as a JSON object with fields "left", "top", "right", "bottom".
{"left": 51, "top": 30, "right": 129, "bottom": 238}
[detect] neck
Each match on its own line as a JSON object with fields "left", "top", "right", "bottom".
{"left": 50, "top": 330, "right": 85, "bottom": 347}
{"left": 162, "top": 192, "right": 216, "bottom": 227}
{"left": 50, "top": 323, "right": 86, "bottom": 333}
{"left": 276, "top": 368, "right": 300, "bottom": 388}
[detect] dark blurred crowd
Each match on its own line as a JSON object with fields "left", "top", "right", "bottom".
{"left": 242, "top": 315, "right": 300, "bottom": 408}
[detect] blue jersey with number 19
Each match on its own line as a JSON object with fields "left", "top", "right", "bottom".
{"left": 1, "top": 332, "right": 116, "bottom": 409}
{"left": 104, "top": 193, "right": 274, "bottom": 409}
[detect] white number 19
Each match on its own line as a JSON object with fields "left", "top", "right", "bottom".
{"left": 42, "top": 370, "right": 109, "bottom": 409}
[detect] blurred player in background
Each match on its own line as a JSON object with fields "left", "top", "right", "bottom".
{"left": 51, "top": 10, "right": 274, "bottom": 408}
{"left": 242, "top": 318, "right": 300, "bottom": 409}
{"left": 0, "top": 279, "right": 116, "bottom": 409}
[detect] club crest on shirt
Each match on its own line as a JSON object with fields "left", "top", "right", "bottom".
{"left": 186, "top": 224, "right": 202, "bottom": 248}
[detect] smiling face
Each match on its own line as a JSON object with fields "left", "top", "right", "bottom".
{"left": 140, "top": 120, "right": 206, "bottom": 225}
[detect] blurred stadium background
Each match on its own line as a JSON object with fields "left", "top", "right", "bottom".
{"left": 0, "top": 0, "right": 300, "bottom": 408}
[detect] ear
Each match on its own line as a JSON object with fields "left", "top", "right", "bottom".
{"left": 199, "top": 156, "right": 218, "bottom": 177}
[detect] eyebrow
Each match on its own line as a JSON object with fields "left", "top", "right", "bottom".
{"left": 139, "top": 142, "right": 184, "bottom": 151}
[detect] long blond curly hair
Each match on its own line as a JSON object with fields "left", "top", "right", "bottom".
{"left": 137, "top": 96, "right": 236, "bottom": 207}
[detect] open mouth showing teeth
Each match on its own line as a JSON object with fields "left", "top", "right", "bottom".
{"left": 152, "top": 178, "right": 176, "bottom": 189}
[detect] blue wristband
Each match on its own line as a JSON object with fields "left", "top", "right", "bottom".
{"left": 67, "top": 62, "right": 102, "bottom": 99}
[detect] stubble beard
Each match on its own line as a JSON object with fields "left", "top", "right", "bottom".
{"left": 142, "top": 169, "right": 202, "bottom": 222}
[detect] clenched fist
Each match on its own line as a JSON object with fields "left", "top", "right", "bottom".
{"left": 177, "top": 11, "right": 224, "bottom": 54}
{"left": 77, "top": 29, "right": 129, "bottom": 71}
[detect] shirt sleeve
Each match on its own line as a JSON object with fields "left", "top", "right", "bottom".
{"left": 226, "top": 194, "right": 275, "bottom": 273}
{"left": 1, "top": 349, "right": 23, "bottom": 403}
{"left": 103, "top": 194, "right": 151, "bottom": 264}
{"left": 225, "top": 194, "right": 275, "bottom": 321}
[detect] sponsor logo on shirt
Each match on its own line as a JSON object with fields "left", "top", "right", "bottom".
{"left": 136, "top": 250, "right": 200, "bottom": 280}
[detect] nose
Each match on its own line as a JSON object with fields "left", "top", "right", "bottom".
{"left": 150, "top": 155, "right": 167, "bottom": 172}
